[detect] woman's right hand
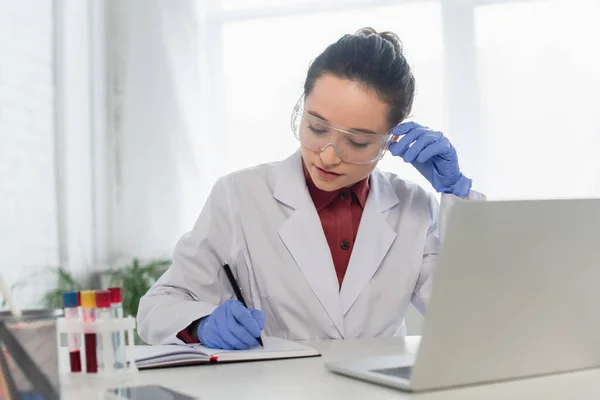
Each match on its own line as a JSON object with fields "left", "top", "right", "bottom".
{"left": 197, "top": 299, "right": 265, "bottom": 350}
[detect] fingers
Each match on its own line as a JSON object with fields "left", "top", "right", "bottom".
{"left": 207, "top": 331, "right": 230, "bottom": 350}
{"left": 389, "top": 128, "right": 424, "bottom": 157}
{"left": 414, "top": 136, "right": 452, "bottom": 163}
{"left": 229, "top": 301, "right": 263, "bottom": 338}
{"left": 391, "top": 121, "right": 424, "bottom": 136}
{"left": 390, "top": 121, "right": 430, "bottom": 155}
{"left": 199, "top": 311, "right": 231, "bottom": 349}
{"left": 403, "top": 132, "right": 439, "bottom": 163}
{"left": 226, "top": 305, "right": 260, "bottom": 348}
{"left": 389, "top": 121, "right": 449, "bottom": 164}
{"left": 201, "top": 300, "right": 266, "bottom": 350}
{"left": 216, "top": 315, "right": 248, "bottom": 350}
{"left": 228, "top": 323, "right": 259, "bottom": 348}
{"left": 250, "top": 309, "right": 265, "bottom": 331}
{"left": 202, "top": 321, "right": 231, "bottom": 350}
{"left": 214, "top": 311, "right": 245, "bottom": 350}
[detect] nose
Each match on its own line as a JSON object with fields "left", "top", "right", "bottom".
{"left": 319, "top": 143, "right": 342, "bottom": 166}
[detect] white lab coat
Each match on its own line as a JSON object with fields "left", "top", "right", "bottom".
{"left": 137, "top": 150, "right": 484, "bottom": 345}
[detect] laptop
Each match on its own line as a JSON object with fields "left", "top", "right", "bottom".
{"left": 326, "top": 199, "right": 600, "bottom": 392}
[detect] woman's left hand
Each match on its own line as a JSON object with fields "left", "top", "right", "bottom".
{"left": 389, "top": 121, "right": 472, "bottom": 198}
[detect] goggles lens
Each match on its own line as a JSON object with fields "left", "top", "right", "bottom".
{"left": 290, "top": 100, "right": 393, "bottom": 165}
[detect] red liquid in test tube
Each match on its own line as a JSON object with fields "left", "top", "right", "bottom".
{"left": 80, "top": 291, "right": 98, "bottom": 373}
{"left": 62, "top": 291, "right": 82, "bottom": 373}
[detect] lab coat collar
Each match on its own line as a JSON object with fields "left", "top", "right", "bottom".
{"left": 275, "top": 150, "right": 345, "bottom": 335}
{"left": 339, "top": 170, "right": 399, "bottom": 315}
{"left": 273, "top": 150, "right": 396, "bottom": 213}
{"left": 274, "top": 150, "right": 400, "bottom": 334}
{"left": 273, "top": 150, "right": 311, "bottom": 210}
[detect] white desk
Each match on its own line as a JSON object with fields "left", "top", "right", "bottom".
{"left": 62, "top": 336, "right": 600, "bottom": 399}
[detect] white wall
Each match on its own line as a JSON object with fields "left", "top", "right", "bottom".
{"left": 105, "top": 0, "right": 209, "bottom": 262}
{"left": 0, "top": 0, "right": 60, "bottom": 307}
{"left": 54, "top": 0, "right": 96, "bottom": 283}
{"left": 4, "top": 0, "right": 599, "bottom": 326}
{"left": 0, "top": 0, "right": 98, "bottom": 306}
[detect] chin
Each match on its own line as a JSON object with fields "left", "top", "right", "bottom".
{"left": 312, "top": 178, "right": 344, "bottom": 192}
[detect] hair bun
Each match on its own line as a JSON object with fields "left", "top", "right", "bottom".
{"left": 354, "top": 27, "right": 378, "bottom": 36}
{"left": 378, "top": 31, "right": 404, "bottom": 56}
{"left": 305, "top": 27, "right": 416, "bottom": 127}
{"left": 354, "top": 27, "right": 404, "bottom": 57}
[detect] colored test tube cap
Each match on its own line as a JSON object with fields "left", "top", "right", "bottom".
{"left": 80, "top": 290, "right": 97, "bottom": 308}
{"left": 108, "top": 287, "right": 123, "bottom": 303}
{"left": 96, "top": 291, "right": 111, "bottom": 308}
{"left": 63, "top": 291, "right": 78, "bottom": 308}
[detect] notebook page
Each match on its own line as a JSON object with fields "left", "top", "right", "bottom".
{"left": 134, "top": 344, "right": 207, "bottom": 363}
{"left": 190, "top": 336, "right": 318, "bottom": 357}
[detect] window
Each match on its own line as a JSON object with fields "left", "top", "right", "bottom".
{"left": 0, "top": 0, "right": 59, "bottom": 291}
{"left": 204, "top": 1, "right": 445, "bottom": 336}
{"left": 195, "top": 0, "right": 600, "bottom": 334}
{"left": 218, "top": 1, "right": 443, "bottom": 190}
{"left": 222, "top": 0, "right": 321, "bottom": 11}
{"left": 475, "top": 0, "right": 600, "bottom": 199}
{"left": 202, "top": 0, "right": 600, "bottom": 199}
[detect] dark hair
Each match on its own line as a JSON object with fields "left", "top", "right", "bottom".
{"left": 304, "top": 27, "right": 415, "bottom": 128}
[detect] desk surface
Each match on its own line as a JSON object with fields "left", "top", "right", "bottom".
{"left": 62, "top": 336, "right": 600, "bottom": 400}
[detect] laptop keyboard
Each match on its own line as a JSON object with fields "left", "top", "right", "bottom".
{"left": 371, "top": 366, "right": 413, "bottom": 380}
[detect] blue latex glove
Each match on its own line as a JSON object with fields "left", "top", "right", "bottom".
{"left": 197, "top": 299, "right": 265, "bottom": 350}
{"left": 389, "top": 122, "right": 472, "bottom": 198}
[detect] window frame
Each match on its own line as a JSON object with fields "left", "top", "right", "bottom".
{"left": 199, "top": 0, "right": 511, "bottom": 179}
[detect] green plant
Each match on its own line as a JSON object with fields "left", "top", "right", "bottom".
{"left": 40, "top": 267, "right": 85, "bottom": 309}
{"left": 5, "top": 259, "right": 170, "bottom": 318}
{"left": 6, "top": 259, "right": 170, "bottom": 344}
{"left": 108, "top": 258, "right": 171, "bottom": 318}
{"left": 1, "top": 266, "right": 83, "bottom": 309}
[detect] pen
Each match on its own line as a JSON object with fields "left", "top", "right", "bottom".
{"left": 222, "top": 264, "right": 264, "bottom": 347}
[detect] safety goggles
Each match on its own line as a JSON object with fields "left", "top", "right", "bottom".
{"left": 290, "top": 98, "right": 395, "bottom": 165}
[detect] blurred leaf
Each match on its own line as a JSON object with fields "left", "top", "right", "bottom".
{"left": 6, "top": 260, "right": 170, "bottom": 319}
{"left": 54, "top": 267, "right": 83, "bottom": 291}
{"left": 108, "top": 258, "right": 171, "bottom": 318}
{"left": 2, "top": 266, "right": 83, "bottom": 309}
{"left": 41, "top": 289, "right": 68, "bottom": 310}
{"left": 42, "top": 267, "right": 83, "bottom": 309}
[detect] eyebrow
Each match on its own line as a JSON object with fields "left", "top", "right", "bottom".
{"left": 307, "top": 110, "right": 379, "bottom": 135}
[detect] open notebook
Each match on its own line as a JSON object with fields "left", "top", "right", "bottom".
{"left": 133, "top": 336, "right": 321, "bottom": 369}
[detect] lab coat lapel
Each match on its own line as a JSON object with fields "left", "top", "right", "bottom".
{"left": 273, "top": 151, "right": 346, "bottom": 336}
{"left": 340, "top": 170, "right": 399, "bottom": 315}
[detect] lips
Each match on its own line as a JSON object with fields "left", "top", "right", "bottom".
{"left": 315, "top": 165, "right": 341, "bottom": 181}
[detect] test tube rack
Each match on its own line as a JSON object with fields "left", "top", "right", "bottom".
{"left": 56, "top": 316, "right": 138, "bottom": 382}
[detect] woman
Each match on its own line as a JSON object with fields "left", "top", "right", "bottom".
{"left": 137, "top": 27, "right": 484, "bottom": 349}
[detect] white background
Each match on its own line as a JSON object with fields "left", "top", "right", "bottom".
{"left": 2, "top": 0, "right": 600, "bottom": 330}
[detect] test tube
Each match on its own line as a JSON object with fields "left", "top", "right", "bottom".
{"left": 95, "top": 291, "right": 114, "bottom": 373}
{"left": 76, "top": 290, "right": 82, "bottom": 322}
{"left": 108, "top": 287, "right": 126, "bottom": 369}
{"left": 80, "top": 291, "right": 98, "bottom": 373}
{"left": 62, "top": 291, "right": 82, "bottom": 373}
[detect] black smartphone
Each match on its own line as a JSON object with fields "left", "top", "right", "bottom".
{"left": 105, "top": 385, "right": 198, "bottom": 400}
